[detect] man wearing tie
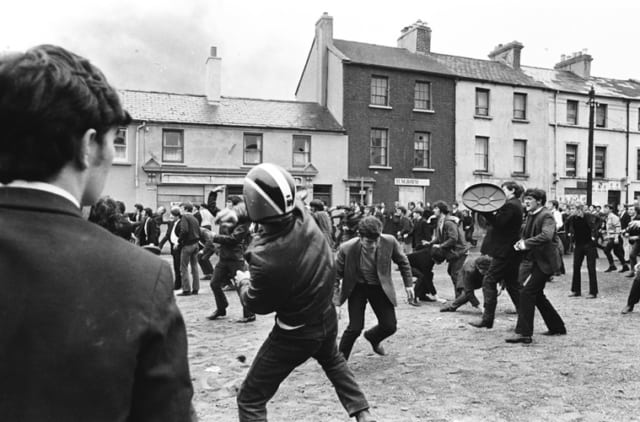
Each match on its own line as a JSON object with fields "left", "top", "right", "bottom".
{"left": 506, "top": 188, "right": 566, "bottom": 344}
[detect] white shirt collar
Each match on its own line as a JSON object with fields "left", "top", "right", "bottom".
{"left": 530, "top": 206, "right": 544, "bottom": 216}
{"left": 2, "top": 180, "right": 80, "bottom": 208}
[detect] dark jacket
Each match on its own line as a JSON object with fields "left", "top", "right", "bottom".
{"left": 239, "top": 203, "right": 334, "bottom": 327}
{"left": 213, "top": 220, "right": 251, "bottom": 261}
{"left": 565, "top": 212, "right": 601, "bottom": 245}
{"left": 480, "top": 197, "right": 524, "bottom": 258}
{"left": 432, "top": 216, "right": 469, "bottom": 261}
{"left": 139, "top": 215, "right": 160, "bottom": 246}
{"left": 336, "top": 234, "right": 413, "bottom": 307}
{"left": 0, "top": 187, "right": 193, "bottom": 422}
{"left": 521, "top": 208, "right": 562, "bottom": 275}
{"left": 412, "top": 217, "right": 432, "bottom": 249}
{"left": 178, "top": 213, "right": 200, "bottom": 246}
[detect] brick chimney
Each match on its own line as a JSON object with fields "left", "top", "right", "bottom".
{"left": 205, "top": 46, "right": 221, "bottom": 104}
{"left": 315, "top": 12, "right": 333, "bottom": 106}
{"left": 554, "top": 50, "right": 592, "bottom": 78}
{"left": 397, "top": 20, "right": 431, "bottom": 54}
{"left": 488, "top": 41, "right": 524, "bottom": 69}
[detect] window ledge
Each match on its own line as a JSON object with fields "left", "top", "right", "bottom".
{"left": 413, "top": 109, "right": 435, "bottom": 114}
{"left": 162, "top": 163, "right": 186, "bottom": 166}
{"left": 511, "top": 173, "right": 530, "bottom": 179}
{"left": 512, "top": 118, "right": 530, "bottom": 124}
{"left": 369, "top": 105, "right": 392, "bottom": 110}
{"left": 369, "top": 165, "right": 392, "bottom": 170}
{"left": 412, "top": 167, "right": 435, "bottom": 173}
{"left": 112, "top": 161, "right": 132, "bottom": 166}
{"left": 474, "top": 115, "right": 493, "bottom": 120}
{"left": 473, "top": 170, "right": 493, "bottom": 176}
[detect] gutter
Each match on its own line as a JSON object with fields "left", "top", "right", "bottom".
{"left": 625, "top": 100, "right": 630, "bottom": 204}
{"left": 135, "top": 121, "right": 147, "bottom": 188}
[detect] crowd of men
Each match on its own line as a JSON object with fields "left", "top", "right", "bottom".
{"left": 3, "top": 44, "right": 640, "bottom": 422}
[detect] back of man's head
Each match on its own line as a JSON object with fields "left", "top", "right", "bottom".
{"left": 0, "top": 44, "right": 130, "bottom": 184}
{"left": 181, "top": 202, "right": 194, "bottom": 213}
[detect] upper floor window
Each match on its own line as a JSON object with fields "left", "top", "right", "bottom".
{"left": 566, "top": 144, "right": 577, "bottom": 177}
{"left": 370, "top": 76, "right": 389, "bottom": 106}
{"left": 414, "top": 81, "right": 432, "bottom": 110}
{"left": 475, "top": 88, "right": 490, "bottom": 116}
{"left": 566, "top": 100, "right": 579, "bottom": 125}
{"left": 636, "top": 149, "right": 640, "bottom": 180}
{"left": 114, "top": 127, "right": 128, "bottom": 162}
{"left": 596, "top": 103, "right": 607, "bottom": 128}
{"left": 370, "top": 128, "right": 388, "bottom": 166}
{"left": 162, "top": 129, "right": 184, "bottom": 163}
{"left": 595, "top": 146, "right": 606, "bottom": 178}
{"left": 243, "top": 133, "right": 263, "bottom": 165}
{"left": 414, "top": 132, "right": 431, "bottom": 168}
{"left": 513, "top": 139, "right": 527, "bottom": 174}
{"left": 475, "top": 136, "right": 489, "bottom": 171}
{"left": 513, "top": 93, "right": 527, "bottom": 120}
{"left": 638, "top": 108, "right": 640, "bottom": 131}
{"left": 292, "top": 135, "right": 311, "bottom": 167}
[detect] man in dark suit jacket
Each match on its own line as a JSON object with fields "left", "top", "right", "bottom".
{"left": 506, "top": 188, "right": 566, "bottom": 344}
{"left": 336, "top": 216, "right": 415, "bottom": 359}
{"left": 160, "top": 206, "right": 184, "bottom": 290}
{"left": 0, "top": 45, "right": 194, "bottom": 421}
{"left": 470, "top": 181, "right": 524, "bottom": 329}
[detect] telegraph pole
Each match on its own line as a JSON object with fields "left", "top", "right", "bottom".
{"left": 586, "top": 86, "right": 596, "bottom": 205}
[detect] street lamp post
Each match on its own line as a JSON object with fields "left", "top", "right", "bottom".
{"left": 587, "top": 86, "right": 596, "bottom": 205}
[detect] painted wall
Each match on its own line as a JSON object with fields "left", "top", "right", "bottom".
{"left": 295, "top": 41, "right": 319, "bottom": 103}
{"left": 455, "top": 81, "right": 550, "bottom": 200}
{"left": 326, "top": 49, "right": 344, "bottom": 125}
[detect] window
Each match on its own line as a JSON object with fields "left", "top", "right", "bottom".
{"left": 567, "top": 100, "right": 578, "bottom": 125}
{"left": 413, "top": 132, "right": 431, "bottom": 168}
{"left": 475, "top": 88, "right": 490, "bottom": 116}
{"left": 513, "top": 93, "right": 527, "bottom": 120}
{"left": 114, "top": 127, "right": 128, "bottom": 161}
{"left": 370, "top": 128, "right": 388, "bottom": 166}
{"left": 637, "top": 108, "right": 640, "bottom": 131}
{"left": 292, "top": 135, "right": 311, "bottom": 167}
{"left": 414, "top": 81, "right": 432, "bottom": 110}
{"left": 162, "top": 129, "right": 184, "bottom": 163}
{"left": 637, "top": 149, "right": 640, "bottom": 180}
{"left": 513, "top": 139, "right": 526, "bottom": 174}
{"left": 595, "top": 146, "right": 606, "bottom": 178}
{"left": 370, "top": 76, "right": 389, "bottom": 106}
{"left": 475, "top": 136, "right": 489, "bottom": 171}
{"left": 596, "top": 103, "right": 607, "bottom": 128}
{"left": 313, "top": 184, "right": 332, "bottom": 207}
{"left": 243, "top": 133, "right": 263, "bottom": 165}
{"left": 566, "top": 144, "right": 577, "bottom": 177}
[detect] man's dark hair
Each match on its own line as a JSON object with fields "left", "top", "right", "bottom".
{"left": 0, "top": 44, "right": 130, "bottom": 183}
{"left": 501, "top": 181, "right": 524, "bottom": 199}
{"left": 549, "top": 200, "right": 559, "bottom": 209}
{"left": 180, "top": 202, "right": 194, "bottom": 212}
{"left": 358, "top": 216, "right": 382, "bottom": 239}
{"left": 433, "top": 200, "right": 450, "bottom": 215}
{"left": 523, "top": 188, "right": 547, "bottom": 204}
{"left": 309, "top": 199, "right": 325, "bottom": 212}
{"left": 143, "top": 207, "right": 154, "bottom": 217}
{"left": 228, "top": 195, "right": 243, "bottom": 206}
{"left": 134, "top": 203, "right": 144, "bottom": 212}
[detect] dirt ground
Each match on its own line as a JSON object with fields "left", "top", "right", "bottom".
{"left": 169, "top": 249, "right": 640, "bottom": 422}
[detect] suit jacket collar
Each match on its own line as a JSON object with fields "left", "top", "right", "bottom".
{"left": 0, "top": 187, "right": 83, "bottom": 219}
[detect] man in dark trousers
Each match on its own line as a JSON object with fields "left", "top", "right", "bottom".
{"left": 506, "top": 188, "right": 566, "bottom": 344}
{"left": 160, "top": 206, "right": 183, "bottom": 290}
{"left": 0, "top": 44, "right": 194, "bottom": 421}
{"left": 336, "top": 216, "right": 415, "bottom": 359}
{"left": 470, "top": 181, "right": 524, "bottom": 329}
{"left": 440, "top": 255, "right": 492, "bottom": 312}
{"left": 235, "top": 163, "right": 375, "bottom": 422}
{"left": 177, "top": 202, "right": 201, "bottom": 296}
{"left": 565, "top": 202, "right": 601, "bottom": 298}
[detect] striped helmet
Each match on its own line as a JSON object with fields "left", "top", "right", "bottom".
{"left": 243, "top": 163, "right": 296, "bottom": 222}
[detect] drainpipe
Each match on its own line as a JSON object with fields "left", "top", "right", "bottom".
{"left": 135, "top": 122, "right": 147, "bottom": 188}
{"left": 552, "top": 90, "right": 559, "bottom": 198}
{"left": 625, "top": 99, "right": 630, "bottom": 204}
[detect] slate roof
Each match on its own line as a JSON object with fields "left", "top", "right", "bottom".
{"left": 119, "top": 90, "right": 345, "bottom": 132}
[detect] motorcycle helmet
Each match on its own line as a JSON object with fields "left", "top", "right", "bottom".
{"left": 243, "top": 163, "right": 296, "bottom": 222}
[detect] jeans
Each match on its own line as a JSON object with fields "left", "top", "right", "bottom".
{"left": 180, "top": 243, "right": 200, "bottom": 292}
{"left": 516, "top": 260, "right": 565, "bottom": 337}
{"left": 446, "top": 254, "right": 466, "bottom": 298}
{"left": 211, "top": 260, "right": 253, "bottom": 318}
{"left": 237, "top": 308, "right": 369, "bottom": 421}
{"left": 571, "top": 242, "right": 598, "bottom": 295}
{"left": 604, "top": 236, "right": 626, "bottom": 267}
{"left": 338, "top": 283, "right": 397, "bottom": 360}
{"left": 481, "top": 254, "right": 522, "bottom": 323}
{"left": 170, "top": 245, "right": 182, "bottom": 290}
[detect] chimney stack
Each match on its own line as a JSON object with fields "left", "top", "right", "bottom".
{"left": 397, "top": 20, "right": 431, "bottom": 54}
{"left": 554, "top": 50, "right": 592, "bottom": 78}
{"left": 315, "top": 12, "right": 333, "bottom": 106}
{"left": 488, "top": 41, "right": 524, "bottom": 69}
{"left": 205, "top": 46, "right": 221, "bottom": 104}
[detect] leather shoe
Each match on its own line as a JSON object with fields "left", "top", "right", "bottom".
{"left": 568, "top": 292, "right": 580, "bottom": 297}
{"left": 192, "top": 290, "right": 199, "bottom": 295}
{"left": 626, "top": 272, "right": 635, "bottom": 278}
{"left": 621, "top": 305, "right": 634, "bottom": 314}
{"left": 604, "top": 266, "right": 616, "bottom": 272}
{"left": 206, "top": 309, "right": 227, "bottom": 320}
{"left": 440, "top": 305, "right": 457, "bottom": 312}
{"left": 355, "top": 409, "right": 377, "bottom": 422}
{"left": 469, "top": 319, "right": 493, "bottom": 329}
{"left": 620, "top": 265, "right": 630, "bottom": 273}
{"left": 542, "top": 329, "right": 567, "bottom": 336}
{"left": 585, "top": 294, "right": 597, "bottom": 299}
{"left": 176, "top": 291, "right": 192, "bottom": 296}
{"left": 505, "top": 335, "right": 532, "bottom": 344}
{"left": 363, "top": 331, "right": 386, "bottom": 356}
{"left": 235, "top": 315, "right": 256, "bottom": 323}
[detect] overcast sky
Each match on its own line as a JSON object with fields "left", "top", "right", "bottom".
{"left": 2, "top": 0, "right": 639, "bottom": 100}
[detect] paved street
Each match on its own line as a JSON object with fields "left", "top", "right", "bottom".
{"left": 167, "top": 251, "right": 640, "bottom": 421}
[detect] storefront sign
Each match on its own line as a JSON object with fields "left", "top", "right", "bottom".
{"left": 394, "top": 178, "right": 430, "bottom": 186}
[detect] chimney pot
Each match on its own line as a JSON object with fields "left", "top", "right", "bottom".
{"left": 487, "top": 41, "right": 524, "bottom": 69}
{"left": 205, "top": 46, "right": 221, "bottom": 104}
{"left": 554, "top": 50, "right": 593, "bottom": 78}
{"left": 397, "top": 20, "right": 432, "bottom": 54}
